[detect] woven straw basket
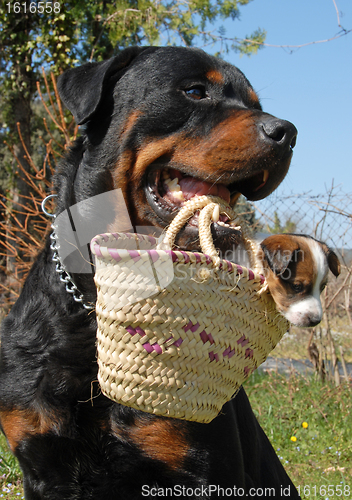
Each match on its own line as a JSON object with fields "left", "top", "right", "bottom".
{"left": 91, "top": 195, "right": 288, "bottom": 423}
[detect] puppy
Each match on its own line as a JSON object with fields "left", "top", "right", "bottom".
{"left": 257, "top": 234, "right": 340, "bottom": 327}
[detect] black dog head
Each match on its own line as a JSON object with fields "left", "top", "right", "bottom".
{"left": 57, "top": 46, "right": 297, "bottom": 253}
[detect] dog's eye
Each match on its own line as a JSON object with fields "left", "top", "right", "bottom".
{"left": 290, "top": 282, "right": 303, "bottom": 293}
{"left": 185, "top": 86, "right": 207, "bottom": 100}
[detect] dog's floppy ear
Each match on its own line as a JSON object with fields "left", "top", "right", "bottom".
{"left": 326, "top": 248, "right": 341, "bottom": 278}
{"left": 260, "top": 235, "right": 300, "bottom": 275}
{"left": 57, "top": 47, "right": 153, "bottom": 124}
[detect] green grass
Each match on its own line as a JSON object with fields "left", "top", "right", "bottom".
{"left": 0, "top": 435, "right": 23, "bottom": 498}
{"left": 244, "top": 371, "right": 352, "bottom": 499}
{"left": 0, "top": 372, "right": 351, "bottom": 499}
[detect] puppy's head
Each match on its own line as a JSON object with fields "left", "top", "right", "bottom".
{"left": 259, "top": 234, "right": 340, "bottom": 327}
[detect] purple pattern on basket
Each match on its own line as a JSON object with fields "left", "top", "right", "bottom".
{"left": 237, "top": 335, "right": 249, "bottom": 348}
{"left": 91, "top": 234, "right": 264, "bottom": 288}
{"left": 91, "top": 233, "right": 160, "bottom": 262}
{"left": 194, "top": 253, "right": 201, "bottom": 263}
{"left": 169, "top": 251, "right": 178, "bottom": 263}
{"left": 167, "top": 336, "right": 184, "bottom": 348}
{"left": 161, "top": 248, "right": 261, "bottom": 282}
{"left": 180, "top": 251, "right": 190, "bottom": 263}
{"left": 243, "top": 366, "right": 252, "bottom": 377}
{"left": 128, "top": 250, "right": 141, "bottom": 262}
{"left": 219, "top": 260, "right": 233, "bottom": 272}
{"left": 184, "top": 320, "right": 254, "bottom": 364}
{"left": 199, "top": 330, "right": 215, "bottom": 345}
{"left": 222, "top": 346, "right": 235, "bottom": 359}
{"left": 204, "top": 254, "right": 212, "bottom": 265}
{"left": 184, "top": 321, "right": 201, "bottom": 333}
{"left": 148, "top": 250, "right": 160, "bottom": 263}
{"left": 126, "top": 326, "right": 145, "bottom": 336}
{"left": 108, "top": 248, "right": 122, "bottom": 262}
{"left": 185, "top": 321, "right": 218, "bottom": 363}
{"left": 125, "top": 325, "right": 182, "bottom": 354}
{"left": 245, "top": 347, "right": 254, "bottom": 359}
{"left": 91, "top": 243, "right": 102, "bottom": 258}
{"left": 209, "top": 351, "right": 219, "bottom": 362}
{"left": 142, "top": 342, "right": 162, "bottom": 355}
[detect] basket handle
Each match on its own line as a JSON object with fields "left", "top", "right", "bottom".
{"left": 158, "top": 195, "right": 255, "bottom": 266}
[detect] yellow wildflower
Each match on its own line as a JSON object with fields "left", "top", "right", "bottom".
{"left": 302, "top": 422, "right": 308, "bottom": 429}
{"left": 290, "top": 436, "right": 297, "bottom": 442}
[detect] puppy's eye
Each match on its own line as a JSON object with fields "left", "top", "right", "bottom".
{"left": 290, "top": 282, "right": 303, "bottom": 293}
{"left": 185, "top": 86, "right": 207, "bottom": 100}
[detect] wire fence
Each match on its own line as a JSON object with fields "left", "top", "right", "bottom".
{"left": 245, "top": 183, "right": 352, "bottom": 264}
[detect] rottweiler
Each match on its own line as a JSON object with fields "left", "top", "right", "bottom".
{"left": 0, "top": 47, "right": 299, "bottom": 499}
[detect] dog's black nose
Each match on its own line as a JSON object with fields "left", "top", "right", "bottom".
{"left": 261, "top": 116, "right": 297, "bottom": 151}
{"left": 307, "top": 316, "right": 321, "bottom": 328}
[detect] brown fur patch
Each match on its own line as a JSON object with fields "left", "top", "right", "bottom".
{"left": 129, "top": 419, "right": 190, "bottom": 470}
{"left": 206, "top": 69, "right": 224, "bottom": 85}
{"left": 249, "top": 88, "right": 260, "bottom": 105}
{"left": 169, "top": 112, "right": 259, "bottom": 181}
{"left": 130, "top": 110, "right": 258, "bottom": 186}
{"left": 0, "top": 409, "right": 57, "bottom": 452}
{"left": 121, "top": 110, "right": 142, "bottom": 137}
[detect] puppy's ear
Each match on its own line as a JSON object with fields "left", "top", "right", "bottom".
{"left": 327, "top": 249, "right": 341, "bottom": 278}
{"left": 260, "top": 235, "right": 299, "bottom": 275}
{"left": 57, "top": 47, "right": 154, "bottom": 124}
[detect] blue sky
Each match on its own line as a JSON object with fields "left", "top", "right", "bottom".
{"left": 201, "top": 0, "right": 351, "bottom": 198}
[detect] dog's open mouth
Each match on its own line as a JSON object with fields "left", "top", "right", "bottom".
{"left": 144, "top": 165, "right": 273, "bottom": 252}
{"left": 145, "top": 166, "right": 269, "bottom": 229}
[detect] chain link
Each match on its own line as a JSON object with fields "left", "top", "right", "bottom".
{"left": 42, "top": 195, "right": 95, "bottom": 311}
{"left": 50, "top": 225, "right": 95, "bottom": 310}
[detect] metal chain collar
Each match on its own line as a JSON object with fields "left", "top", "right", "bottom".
{"left": 42, "top": 195, "right": 95, "bottom": 311}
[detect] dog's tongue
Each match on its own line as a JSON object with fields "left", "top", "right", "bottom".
{"left": 179, "top": 177, "right": 231, "bottom": 204}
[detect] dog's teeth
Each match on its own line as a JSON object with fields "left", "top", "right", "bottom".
{"left": 217, "top": 220, "right": 236, "bottom": 229}
{"left": 164, "top": 175, "right": 185, "bottom": 201}
{"left": 212, "top": 205, "right": 220, "bottom": 223}
{"left": 230, "top": 223, "right": 241, "bottom": 231}
{"left": 165, "top": 177, "right": 179, "bottom": 190}
{"left": 162, "top": 170, "right": 170, "bottom": 181}
{"left": 172, "top": 191, "right": 185, "bottom": 201}
{"left": 170, "top": 178, "right": 180, "bottom": 190}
